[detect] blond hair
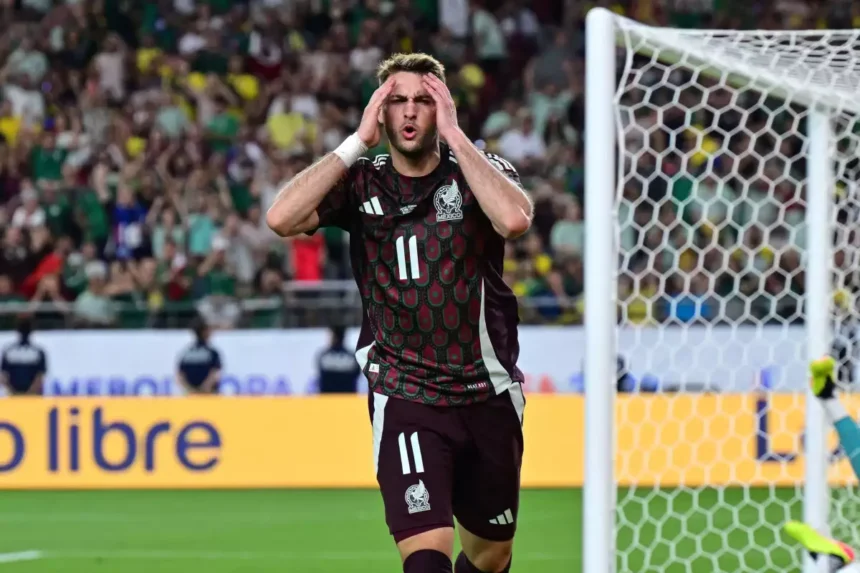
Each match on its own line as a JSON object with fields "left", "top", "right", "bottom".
{"left": 377, "top": 53, "right": 446, "bottom": 84}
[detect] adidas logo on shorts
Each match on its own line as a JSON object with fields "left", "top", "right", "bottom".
{"left": 489, "top": 509, "right": 514, "bottom": 525}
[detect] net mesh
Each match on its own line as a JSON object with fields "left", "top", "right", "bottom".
{"left": 612, "top": 19, "right": 860, "bottom": 572}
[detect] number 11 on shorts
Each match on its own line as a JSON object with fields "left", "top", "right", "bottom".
{"left": 395, "top": 236, "right": 420, "bottom": 281}
{"left": 397, "top": 432, "right": 424, "bottom": 474}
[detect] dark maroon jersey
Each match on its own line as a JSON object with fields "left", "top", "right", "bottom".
{"left": 313, "top": 145, "right": 524, "bottom": 406}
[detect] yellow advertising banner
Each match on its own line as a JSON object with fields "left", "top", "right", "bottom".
{"left": 0, "top": 394, "right": 856, "bottom": 489}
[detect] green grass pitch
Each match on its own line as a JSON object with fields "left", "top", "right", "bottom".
{"left": 0, "top": 488, "right": 802, "bottom": 572}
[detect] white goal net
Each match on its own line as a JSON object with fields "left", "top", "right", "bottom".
{"left": 586, "top": 10, "right": 860, "bottom": 573}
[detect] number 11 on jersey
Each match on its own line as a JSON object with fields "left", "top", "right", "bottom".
{"left": 395, "top": 235, "right": 421, "bottom": 281}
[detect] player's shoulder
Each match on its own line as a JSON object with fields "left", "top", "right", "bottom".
{"left": 347, "top": 154, "right": 390, "bottom": 194}
{"left": 352, "top": 154, "right": 390, "bottom": 174}
{"left": 446, "top": 146, "right": 518, "bottom": 178}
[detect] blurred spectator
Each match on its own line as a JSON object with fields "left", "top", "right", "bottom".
{"left": 550, "top": 199, "right": 584, "bottom": 256}
{"left": 317, "top": 326, "right": 361, "bottom": 394}
{"left": 72, "top": 261, "right": 117, "bottom": 327}
{"left": 0, "top": 315, "right": 46, "bottom": 395}
{"left": 11, "top": 182, "right": 44, "bottom": 228}
{"left": 498, "top": 110, "right": 546, "bottom": 167}
{"left": 177, "top": 317, "right": 222, "bottom": 394}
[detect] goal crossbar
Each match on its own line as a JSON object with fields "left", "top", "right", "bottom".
{"left": 613, "top": 12, "right": 860, "bottom": 115}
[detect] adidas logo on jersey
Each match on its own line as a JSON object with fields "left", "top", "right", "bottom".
{"left": 359, "top": 197, "right": 384, "bottom": 216}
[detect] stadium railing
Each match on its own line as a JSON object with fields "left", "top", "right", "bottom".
{"left": 7, "top": 281, "right": 586, "bottom": 329}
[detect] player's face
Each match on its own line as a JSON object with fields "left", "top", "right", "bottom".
{"left": 382, "top": 72, "right": 438, "bottom": 158}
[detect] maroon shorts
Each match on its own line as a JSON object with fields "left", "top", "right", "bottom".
{"left": 368, "top": 385, "right": 525, "bottom": 543}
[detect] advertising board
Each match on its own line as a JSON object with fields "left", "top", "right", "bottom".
{"left": 1, "top": 394, "right": 856, "bottom": 489}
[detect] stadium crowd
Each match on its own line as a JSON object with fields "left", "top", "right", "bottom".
{"left": 0, "top": 0, "right": 855, "bottom": 329}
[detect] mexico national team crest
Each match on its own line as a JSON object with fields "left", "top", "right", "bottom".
{"left": 405, "top": 480, "right": 431, "bottom": 514}
{"left": 434, "top": 180, "right": 463, "bottom": 222}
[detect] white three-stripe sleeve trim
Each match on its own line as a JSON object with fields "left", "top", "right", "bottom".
{"left": 484, "top": 153, "right": 516, "bottom": 173}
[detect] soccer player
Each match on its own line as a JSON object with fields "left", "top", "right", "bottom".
{"left": 267, "top": 53, "right": 531, "bottom": 573}
{"left": 0, "top": 315, "right": 47, "bottom": 396}
{"left": 783, "top": 356, "right": 860, "bottom": 572}
{"left": 176, "top": 318, "right": 222, "bottom": 395}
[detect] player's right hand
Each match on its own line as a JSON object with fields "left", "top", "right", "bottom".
{"left": 357, "top": 77, "right": 395, "bottom": 148}
{"left": 810, "top": 355, "right": 837, "bottom": 399}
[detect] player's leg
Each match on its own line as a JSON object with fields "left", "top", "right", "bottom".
{"left": 452, "top": 386, "right": 525, "bottom": 573}
{"left": 455, "top": 528, "right": 513, "bottom": 573}
{"left": 784, "top": 521, "right": 857, "bottom": 573}
{"left": 810, "top": 356, "right": 860, "bottom": 480}
{"left": 370, "top": 392, "right": 457, "bottom": 572}
{"left": 399, "top": 530, "right": 456, "bottom": 572}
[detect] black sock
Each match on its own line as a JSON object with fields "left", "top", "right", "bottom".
{"left": 403, "top": 549, "right": 452, "bottom": 573}
{"left": 454, "top": 551, "right": 512, "bottom": 573}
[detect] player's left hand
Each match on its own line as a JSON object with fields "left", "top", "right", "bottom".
{"left": 422, "top": 73, "right": 459, "bottom": 141}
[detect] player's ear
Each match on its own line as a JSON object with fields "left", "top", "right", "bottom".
{"left": 377, "top": 106, "right": 384, "bottom": 125}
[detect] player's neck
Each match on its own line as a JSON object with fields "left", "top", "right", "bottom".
{"left": 390, "top": 145, "right": 442, "bottom": 178}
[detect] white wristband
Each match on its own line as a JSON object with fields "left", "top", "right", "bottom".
{"left": 333, "top": 133, "right": 368, "bottom": 167}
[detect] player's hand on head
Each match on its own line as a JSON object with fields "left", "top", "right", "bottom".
{"left": 357, "top": 76, "right": 396, "bottom": 148}
{"left": 421, "top": 73, "right": 459, "bottom": 140}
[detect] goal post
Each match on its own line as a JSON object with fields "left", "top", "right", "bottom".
{"left": 584, "top": 8, "right": 618, "bottom": 573}
{"left": 584, "top": 7, "right": 853, "bottom": 572}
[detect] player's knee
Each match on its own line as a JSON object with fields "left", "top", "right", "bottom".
{"left": 398, "top": 527, "right": 455, "bottom": 564}
{"left": 457, "top": 543, "right": 513, "bottom": 573}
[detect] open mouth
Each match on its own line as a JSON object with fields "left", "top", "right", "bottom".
{"left": 401, "top": 125, "right": 418, "bottom": 140}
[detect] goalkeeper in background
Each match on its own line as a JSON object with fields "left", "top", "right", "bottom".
{"left": 783, "top": 356, "right": 860, "bottom": 572}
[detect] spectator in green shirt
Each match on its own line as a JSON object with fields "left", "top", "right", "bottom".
{"left": 30, "top": 132, "right": 68, "bottom": 182}
{"left": 206, "top": 98, "right": 240, "bottom": 154}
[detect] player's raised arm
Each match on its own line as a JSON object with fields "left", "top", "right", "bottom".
{"left": 421, "top": 73, "right": 532, "bottom": 239}
{"left": 810, "top": 356, "right": 860, "bottom": 480}
{"left": 266, "top": 78, "right": 395, "bottom": 237}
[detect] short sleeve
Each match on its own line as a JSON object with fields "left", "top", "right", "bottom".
{"left": 483, "top": 152, "right": 522, "bottom": 187}
{"left": 38, "top": 349, "right": 46, "bottom": 373}
{"left": 211, "top": 349, "right": 222, "bottom": 370}
{"left": 311, "top": 161, "right": 365, "bottom": 233}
